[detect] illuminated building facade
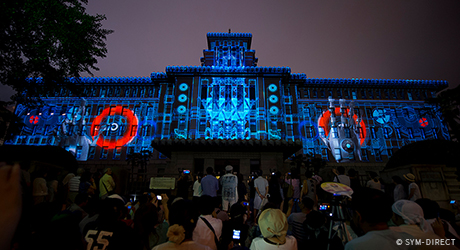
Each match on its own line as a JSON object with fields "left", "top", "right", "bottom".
{"left": 6, "top": 32, "right": 449, "bottom": 177}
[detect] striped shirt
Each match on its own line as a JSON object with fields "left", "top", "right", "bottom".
{"left": 287, "top": 212, "right": 307, "bottom": 248}
{"left": 68, "top": 176, "right": 81, "bottom": 192}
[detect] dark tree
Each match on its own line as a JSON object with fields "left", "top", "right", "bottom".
{"left": 426, "top": 85, "right": 460, "bottom": 141}
{"left": 0, "top": 0, "right": 113, "bottom": 104}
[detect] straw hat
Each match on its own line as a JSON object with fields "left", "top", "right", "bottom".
{"left": 403, "top": 173, "right": 416, "bottom": 182}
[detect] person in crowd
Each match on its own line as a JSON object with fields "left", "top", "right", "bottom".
{"left": 221, "top": 203, "right": 250, "bottom": 249}
{"left": 250, "top": 208, "right": 297, "bottom": 250}
{"left": 404, "top": 173, "right": 422, "bottom": 201}
{"left": 333, "top": 166, "right": 350, "bottom": 187}
{"left": 392, "top": 176, "right": 406, "bottom": 202}
{"left": 237, "top": 173, "right": 247, "bottom": 203}
{"left": 440, "top": 208, "right": 460, "bottom": 241}
{"left": 248, "top": 202, "right": 280, "bottom": 241}
{"left": 391, "top": 199, "right": 456, "bottom": 249}
{"left": 415, "top": 198, "right": 460, "bottom": 247}
{"left": 68, "top": 193, "right": 89, "bottom": 220}
{"left": 47, "top": 170, "right": 59, "bottom": 203}
{"left": 253, "top": 170, "right": 269, "bottom": 221}
{"left": 134, "top": 194, "right": 170, "bottom": 250}
{"left": 79, "top": 172, "right": 97, "bottom": 197}
{"left": 99, "top": 167, "right": 115, "bottom": 199}
{"left": 248, "top": 174, "right": 256, "bottom": 219}
{"left": 366, "top": 172, "right": 381, "bottom": 190}
{"left": 0, "top": 163, "right": 21, "bottom": 250}
{"left": 345, "top": 188, "right": 414, "bottom": 250}
{"left": 68, "top": 168, "right": 85, "bottom": 203}
{"left": 193, "top": 173, "right": 203, "bottom": 202}
{"left": 153, "top": 199, "right": 210, "bottom": 250}
{"left": 300, "top": 171, "right": 318, "bottom": 210}
{"left": 287, "top": 196, "right": 313, "bottom": 249}
{"left": 348, "top": 169, "right": 361, "bottom": 191}
{"left": 177, "top": 170, "right": 194, "bottom": 200}
{"left": 79, "top": 198, "right": 100, "bottom": 234}
{"left": 285, "top": 171, "right": 301, "bottom": 213}
{"left": 220, "top": 165, "right": 238, "bottom": 211}
{"left": 267, "top": 172, "right": 283, "bottom": 209}
{"left": 32, "top": 169, "right": 48, "bottom": 205}
{"left": 215, "top": 199, "right": 229, "bottom": 222}
{"left": 303, "top": 210, "right": 343, "bottom": 250}
{"left": 193, "top": 195, "right": 223, "bottom": 250}
{"left": 201, "top": 167, "right": 219, "bottom": 197}
{"left": 84, "top": 196, "right": 142, "bottom": 250}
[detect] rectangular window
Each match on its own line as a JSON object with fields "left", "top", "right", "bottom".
{"left": 88, "top": 146, "right": 95, "bottom": 159}
{"left": 76, "top": 146, "right": 83, "bottom": 159}
{"left": 432, "top": 128, "right": 438, "bottom": 139}
{"left": 114, "top": 147, "right": 122, "bottom": 160}
{"left": 361, "top": 149, "right": 369, "bottom": 161}
{"left": 371, "top": 127, "right": 376, "bottom": 139}
{"left": 407, "top": 91, "right": 413, "bottom": 100}
{"left": 374, "top": 149, "right": 382, "bottom": 161}
{"left": 285, "top": 105, "right": 292, "bottom": 115}
{"left": 360, "top": 89, "right": 366, "bottom": 99}
{"left": 130, "top": 125, "right": 138, "bottom": 136}
{"left": 100, "top": 146, "right": 108, "bottom": 159}
{"left": 337, "top": 89, "right": 342, "bottom": 99}
{"left": 352, "top": 91, "right": 357, "bottom": 100}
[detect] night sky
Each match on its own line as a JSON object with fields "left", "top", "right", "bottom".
{"left": 2, "top": 0, "right": 460, "bottom": 101}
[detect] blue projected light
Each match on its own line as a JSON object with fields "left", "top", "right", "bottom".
{"left": 268, "top": 84, "right": 277, "bottom": 92}
{"left": 177, "top": 106, "right": 187, "bottom": 114}
{"left": 269, "top": 95, "right": 278, "bottom": 103}
{"left": 178, "top": 94, "right": 187, "bottom": 102}
{"left": 298, "top": 121, "right": 319, "bottom": 141}
{"left": 179, "top": 83, "right": 188, "bottom": 91}
{"left": 270, "top": 106, "right": 279, "bottom": 115}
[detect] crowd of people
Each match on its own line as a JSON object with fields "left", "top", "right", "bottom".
{"left": 1, "top": 161, "right": 460, "bottom": 250}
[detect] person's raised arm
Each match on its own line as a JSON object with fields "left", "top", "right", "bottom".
{"left": 161, "top": 194, "right": 170, "bottom": 223}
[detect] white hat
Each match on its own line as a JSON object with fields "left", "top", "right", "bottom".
{"left": 225, "top": 165, "right": 233, "bottom": 172}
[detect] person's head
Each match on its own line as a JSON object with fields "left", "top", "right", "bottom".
{"left": 167, "top": 199, "right": 199, "bottom": 243}
{"left": 392, "top": 200, "right": 430, "bottom": 232}
{"left": 225, "top": 165, "right": 233, "bottom": 174}
{"left": 134, "top": 202, "right": 160, "bottom": 237}
{"left": 348, "top": 168, "right": 357, "bottom": 177}
{"left": 230, "top": 203, "right": 247, "bottom": 224}
{"left": 415, "top": 198, "right": 440, "bottom": 220}
{"left": 255, "top": 169, "right": 263, "bottom": 177}
{"left": 206, "top": 167, "right": 213, "bottom": 175}
{"left": 304, "top": 210, "right": 326, "bottom": 231}
{"left": 99, "top": 197, "right": 126, "bottom": 222}
{"left": 337, "top": 166, "right": 345, "bottom": 175}
{"left": 258, "top": 209, "right": 288, "bottom": 244}
{"left": 199, "top": 195, "right": 215, "bottom": 215}
{"left": 369, "top": 171, "right": 379, "bottom": 181}
{"left": 403, "top": 173, "right": 416, "bottom": 183}
{"left": 351, "top": 188, "right": 393, "bottom": 234}
{"left": 392, "top": 176, "right": 405, "bottom": 185}
{"left": 300, "top": 196, "right": 314, "bottom": 212}
{"left": 76, "top": 167, "right": 85, "bottom": 176}
{"left": 104, "top": 167, "right": 112, "bottom": 175}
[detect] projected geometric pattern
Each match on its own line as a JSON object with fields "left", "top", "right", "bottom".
{"left": 5, "top": 32, "right": 450, "bottom": 163}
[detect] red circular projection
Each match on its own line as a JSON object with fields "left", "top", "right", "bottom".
{"left": 318, "top": 107, "right": 366, "bottom": 145}
{"left": 90, "top": 106, "right": 138, "bottom": 149}
{"left": 419, "top": 118, "right": 428, "bottom": 127}
{"left": 29, "top": 116, "right": 39, "bottom": 124}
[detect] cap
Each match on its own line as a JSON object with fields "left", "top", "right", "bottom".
{"left": 258, "top": 208, "right": 288, "bottom": 244}
{"left": 225, "top": 165, "right": 233, "bottom": 172}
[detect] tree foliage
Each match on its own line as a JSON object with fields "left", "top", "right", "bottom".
{"left": 0, "top": 0, "right": 113, "bottom": 104}
{"left": 426, "top": 85, "right": 460, "bottom": 141}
